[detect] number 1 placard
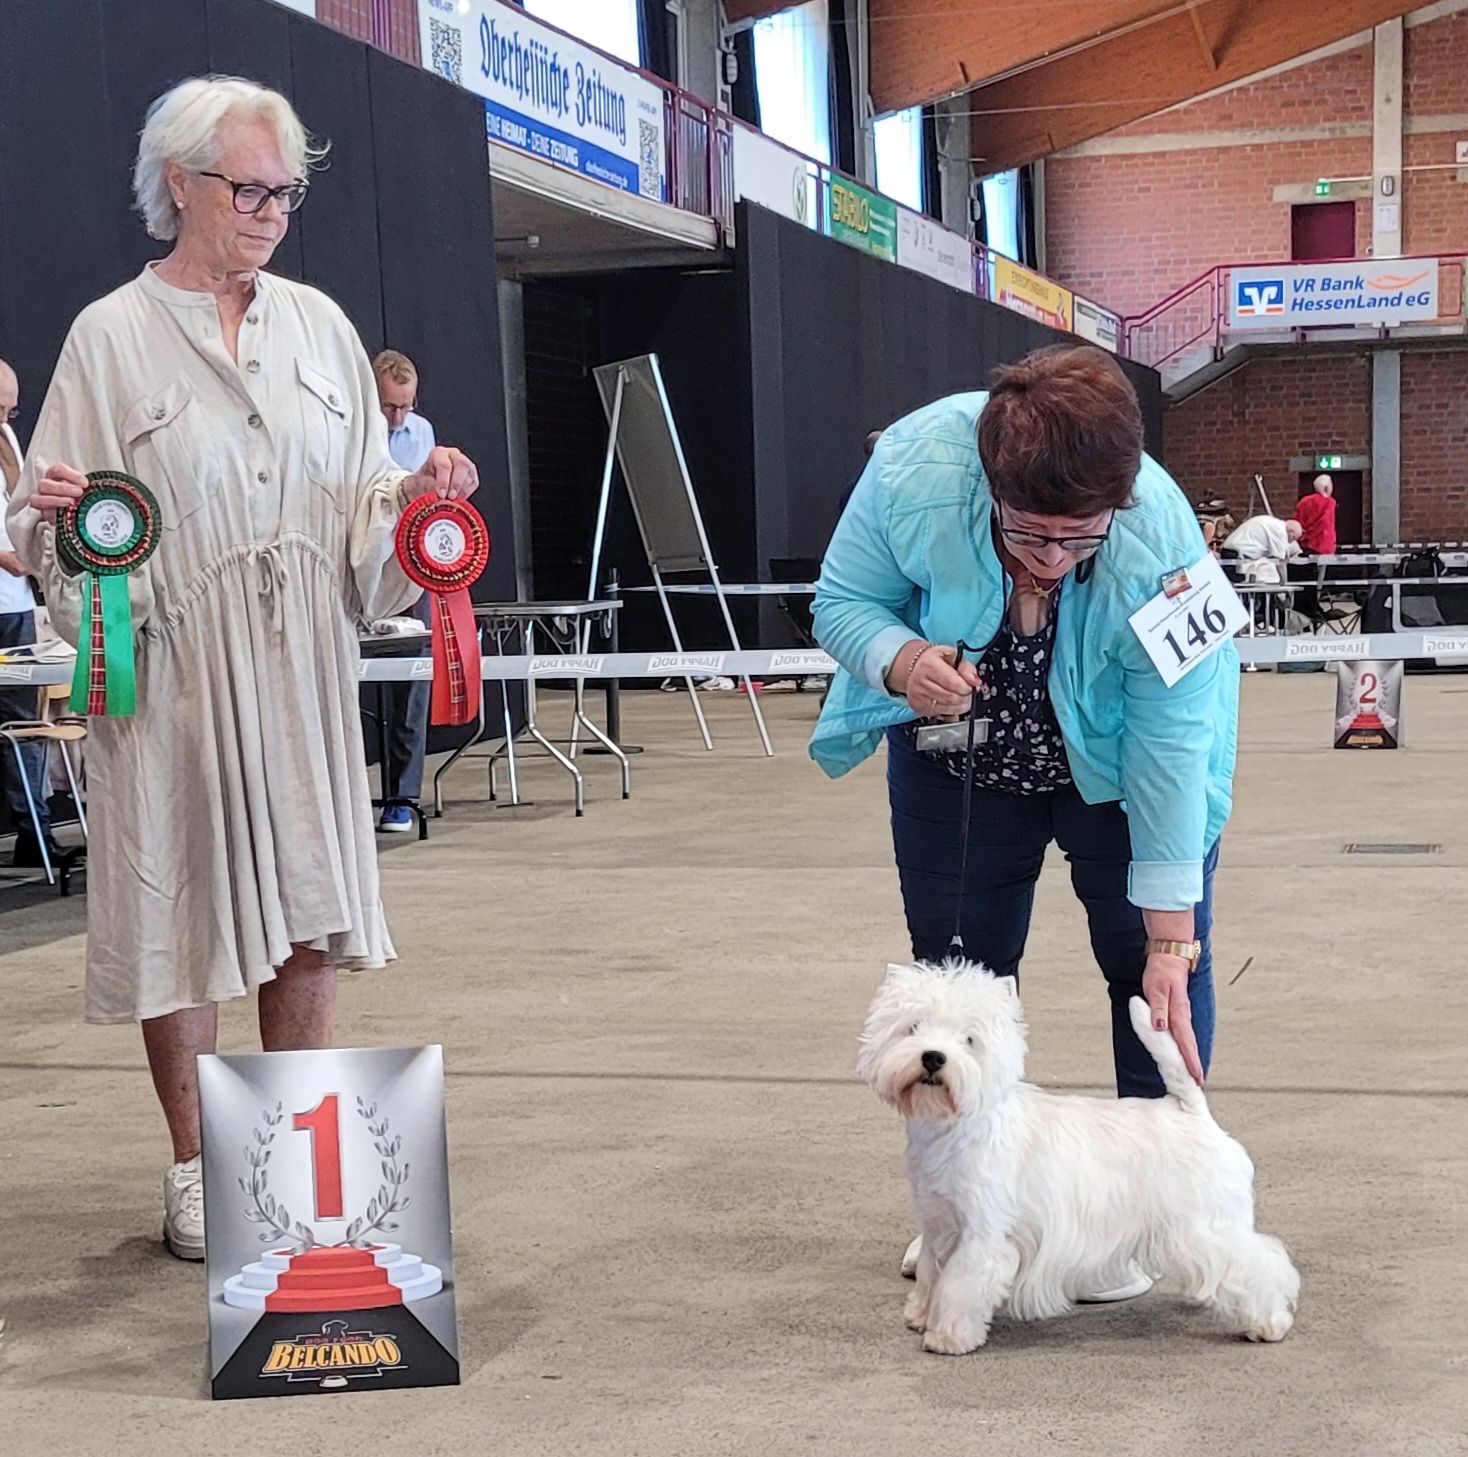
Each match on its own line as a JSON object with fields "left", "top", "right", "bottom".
{"left": 199, "top": 1046, "right": 459, "bottom": 1400}
{"left": 1128, "top": 553, "right": 1249, "bottom": 688}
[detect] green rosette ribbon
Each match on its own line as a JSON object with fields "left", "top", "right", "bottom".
{"left": 57, "top": 472, "right": 162, "bottom": 716}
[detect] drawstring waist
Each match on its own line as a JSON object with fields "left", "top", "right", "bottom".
{"left": 247, "top": 542, "right": 289, "bottom": 634}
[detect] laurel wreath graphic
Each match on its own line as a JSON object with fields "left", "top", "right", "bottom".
{"left": 239, "top": 1103, "right": 317, "bottom": 1250}
{"left": 238, "top": 1098, "right": 412, "bottom": 1251}
{"left": 341, "top": 1096, "right": 412, "bottom": 1246}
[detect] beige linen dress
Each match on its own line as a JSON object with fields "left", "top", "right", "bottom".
{"left": 7, "top": 264, "right": 418, "bottom": 1023}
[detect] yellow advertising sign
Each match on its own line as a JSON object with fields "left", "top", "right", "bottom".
{"left": 993, "top": 256, "right": 1074, "bottom": 333}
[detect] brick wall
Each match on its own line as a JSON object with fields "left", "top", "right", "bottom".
{"left": 1400, "top": 351, "right": 1468, "bottom": 538}
{"left": 315, "top": 0, "right": 421, "bottom": 63}
{"left": 1049, "top": 8, "right": 1468, "bottom": 542}
{"left": 1162, "top": 354, "right": 1373, "bottom": 523}
{"left": 1045, "top": 11, "right": 1468, "bottom": 319}
{"left": 1403, "top": 11, "right": 1468, "bottom": 255}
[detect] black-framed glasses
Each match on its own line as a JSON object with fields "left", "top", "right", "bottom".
{"left": 199, "top": 172, "right": 310, "bottom": 215}
{"left": 997, "top": 505, "right": 1113, "bottom": 556}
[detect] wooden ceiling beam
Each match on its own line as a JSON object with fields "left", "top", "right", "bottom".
{"left": 722, "top": 1, "right": 805, "bottom": 23}
{"left": 962, "top": 0, "right": 1422, "bottom": 175}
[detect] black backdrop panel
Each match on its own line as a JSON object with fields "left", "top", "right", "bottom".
{"left": 368, "top": 49, "right": 515, "bottom": 603}
{"left": 737, "top": 201, "right": 1165, "bottom": 573}
{"left": 0, "top": 0, "right": 511, "bottom": 602}
{"left": 203, "top": 0, "right": 305, "bottom": 281}
{"left": 288, "top": 16, "right": 384, "bottom": 349}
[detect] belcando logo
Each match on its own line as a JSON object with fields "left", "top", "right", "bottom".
{"left": 1236, "top": 279, "right": 1285, "bottom": 315}
{"left": 262, "top": 1318, "right": 405, "bottom": 1384}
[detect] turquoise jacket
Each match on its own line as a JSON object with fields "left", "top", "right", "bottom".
{"left": 809, "top": 391, "right": 1239, "bottom": 912}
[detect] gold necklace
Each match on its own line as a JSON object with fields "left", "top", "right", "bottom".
{"left": 1023, "top": 572, "right": 1061, "bottom": 601}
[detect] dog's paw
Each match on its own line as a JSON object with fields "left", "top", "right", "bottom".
{"left": 921, "top": 1325, "right": 986, "bottom": 1356}
{"left": 1241, "top": 1311, "right": 1294, "bottom": 1343}
{"left": 903, "top": 1290, "right": 929, "bottom": 1331}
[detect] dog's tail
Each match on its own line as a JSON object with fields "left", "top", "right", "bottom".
{"left": 1127, "top": 998, "right": 1211, "bottom": 1115}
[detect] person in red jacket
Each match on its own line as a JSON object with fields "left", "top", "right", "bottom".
{"left": 1293, "top": 474, "right": 1338, "bottom": 555}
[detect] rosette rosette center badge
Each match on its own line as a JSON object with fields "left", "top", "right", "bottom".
{"left": 58, "top": 471, "right": 162, "bottom": 715}
{"left": 394, "top": 495, "right": 488, "bottom": 725}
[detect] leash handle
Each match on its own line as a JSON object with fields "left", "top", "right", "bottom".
{"left": 947, "top": 640, "right": 981, "bottom": 959}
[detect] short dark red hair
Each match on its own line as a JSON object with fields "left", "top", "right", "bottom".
{"left": 977, "top": 345, "right": 1143, "bottom": 517}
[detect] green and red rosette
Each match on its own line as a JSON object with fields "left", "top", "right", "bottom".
{"left": 57, "top": 471, "right": 161, "bottom": 716}
{"left": 394, "top": 495, "right": 489, "bottom": 726}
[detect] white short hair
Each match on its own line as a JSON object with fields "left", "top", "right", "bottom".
{"left": 133, "top": 75, "right": 328, "bottom": 240}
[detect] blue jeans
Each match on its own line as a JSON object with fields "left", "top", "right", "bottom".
{"left": 0, "top": 608, "right": 52, "bottom": 840}
{"left": 885, "top": 726, "right": 1217, "bottom": 1099}
{"left": 383, "top": 594, "right": 431, "bottom": 800}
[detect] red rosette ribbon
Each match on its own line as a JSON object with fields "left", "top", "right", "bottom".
{"left": 394, "top": 495, "right": 489, "bottom": 726}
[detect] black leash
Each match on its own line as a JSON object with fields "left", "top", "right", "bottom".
{"left": 947, "top": 639, "right": 981, "bottom": 961}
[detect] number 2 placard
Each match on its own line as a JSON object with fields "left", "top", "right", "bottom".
{"left": 199, "top": 1046, "right": 459, "bottom": 1400}
{"left": 1128, "top": 553, "right": 1249, "bottom": 687}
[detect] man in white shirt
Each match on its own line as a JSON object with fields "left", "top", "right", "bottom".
{"left": 1222, "top": 514, "right": 1303, "bottom": 562}
{"left": 0, "top": 359, "right": 56, "bottom": 862}
{"left": 371, "top": 351, "right": 437, "bottom": 831}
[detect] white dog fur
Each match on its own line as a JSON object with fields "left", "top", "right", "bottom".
{"left": 857, "top": 961, "right": 1299, "bottom": 1355}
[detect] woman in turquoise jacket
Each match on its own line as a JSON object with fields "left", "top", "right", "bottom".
{"left": 812, "top": 346, "right": 1238, "bottom": 1102}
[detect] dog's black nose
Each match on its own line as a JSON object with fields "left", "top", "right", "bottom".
{"left": 921, "top": 1050, "right": 946, "bottom": 1074}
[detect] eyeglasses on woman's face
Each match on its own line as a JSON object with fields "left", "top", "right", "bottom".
{"left": 198, "top": 172, "right": 310, "bottom": 216}
{"left": 997, "top": 504, "right": 1114, "bottom": 557}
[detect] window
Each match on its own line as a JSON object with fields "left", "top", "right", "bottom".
{"left": 753, "top": 0, "right": 832, "bottom": 165}
{"left": 982, "top": 169, "right": 1020, "bottom": 259}
{"left": 874, "top": 107, "right": 924, "bottom": 212}
{"left": 523, "top": 0, "right": 642, "bottom": 68}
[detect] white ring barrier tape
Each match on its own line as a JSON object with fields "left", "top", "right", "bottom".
{"left": 3, "top": 635, "right": 1465, "bottom": 690}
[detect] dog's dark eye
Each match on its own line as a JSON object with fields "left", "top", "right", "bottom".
{"left": 909, "top": 1022, "right": 919, "bottom": 1036}
{"left": 965, "top": 1036, "right": 974, "bottom": 1046}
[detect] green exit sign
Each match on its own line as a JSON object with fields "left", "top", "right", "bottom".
{"left": 1316, "top": 454, "right": 1343, "bottom": 470}
{"left": 1315, "top": 179, "right": 1332, "bottom": 195}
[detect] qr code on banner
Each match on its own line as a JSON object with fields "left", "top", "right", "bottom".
{"left": 638, "top": 119, "right": 660, "bottom": 200}
{"left": 429, "top": 19, "right": 462, "bottom": 86}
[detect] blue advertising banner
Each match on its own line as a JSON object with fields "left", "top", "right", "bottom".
{"left": 417, "top": 0, "right": 666, "bottom": 203}
{"left": 1227, "top": 260, "right": 1440, "bottom": 330}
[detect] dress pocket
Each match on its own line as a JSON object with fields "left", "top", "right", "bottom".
{"left": 296, "top": 358, "right": 352, "bottom": 511}
{"left": 121, "top": 376, "right": 209, "bottom": 527}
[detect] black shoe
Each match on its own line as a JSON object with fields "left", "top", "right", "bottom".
{"left": 11, "top": 832, "right": 63, "bottom": 868}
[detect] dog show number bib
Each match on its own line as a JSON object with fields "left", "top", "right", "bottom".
{"left": 394, "top": 494, "right": 489, "bottom": 725}
{"left": 57, "top": 471, "right": 162, "bottom": 715}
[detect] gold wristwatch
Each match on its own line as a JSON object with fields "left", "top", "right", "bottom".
{"left": 1144, "top": 938, "right": 1202, "bottom": 970}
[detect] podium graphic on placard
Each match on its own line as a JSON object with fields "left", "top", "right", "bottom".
{"left": 1334, "top": 660, "right": 1402, "bottom": 750}
{"left": 200, "top": 1047, "right": 459, "bottom": 1400}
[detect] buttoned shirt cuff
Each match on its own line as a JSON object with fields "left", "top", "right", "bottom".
{"left": 864, "top": 623, "right": 921, "bottom": 696}
{"left": 1127, "top": 859, "right": 1203, "bottom": 912}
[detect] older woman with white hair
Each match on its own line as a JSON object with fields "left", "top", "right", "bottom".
{"left": 7, "top": 76, "right": 479, "bottom": 1260}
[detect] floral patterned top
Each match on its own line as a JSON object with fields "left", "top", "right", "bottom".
{"left": 919, "top": 592, "right": 1074, "bottom": 794}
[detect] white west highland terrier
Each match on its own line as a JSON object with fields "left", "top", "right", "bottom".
{"left": 857, "top": 961, "right": 1299, "bottom": 1355}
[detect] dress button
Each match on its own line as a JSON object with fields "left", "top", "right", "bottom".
{"left": 246, "top": 359, "right": 261, "bottom": 373}
{"left": 257, "top": 471, "right": 268, "bottom": 484}
{"left": 247, "top": 413, "right": 262, "bottom": 428}
{"left": 327, "top": 394, "right": 339, "bottom": 408}
{"left": 246, "top": 314, "right": 258, "bottom": 325}
{"left": 151, "top": 406, "right": 166, "bottom": 421}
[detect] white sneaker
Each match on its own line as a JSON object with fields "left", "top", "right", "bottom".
{"left": 697, "top": 676, "right": 736, "bottom": 692}
{"left": 1078, "top": 1265, "right": 1154, "bottom": 1303}
{"left": 163, "top": 1155, "right": 206, "bottom": 1261}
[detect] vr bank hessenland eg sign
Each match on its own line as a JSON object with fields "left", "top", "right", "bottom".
{"left": 418, "top": 0, "right": 666, "bottom": 203}
{"left": 1227, "top": 260, "right": 1440, "bottom": 330}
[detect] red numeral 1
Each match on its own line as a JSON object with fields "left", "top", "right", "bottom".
{"left": 293, "top": 1094, "right": 344, "bottom": 1219}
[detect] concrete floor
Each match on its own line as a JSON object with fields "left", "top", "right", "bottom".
{"left": 2, "top": 673, "right": 1466, "bottom": 1455}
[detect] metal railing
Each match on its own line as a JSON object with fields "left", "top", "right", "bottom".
{"left": 1125, "top": 254, "right": 1468, "bottom": 374}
